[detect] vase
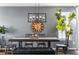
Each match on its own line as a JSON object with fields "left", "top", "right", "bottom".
{"left": 58, "top": 31, "right": 66, "bottom": 40}
{"left": 0, "top": 33, "right": 6, "bottom": 48}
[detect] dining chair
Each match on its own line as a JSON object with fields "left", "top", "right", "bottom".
{"left": 24, "top": 34, "right": 33, "bottom": 48}
{"left": 5, "top": 43, "right": 16, "bottom": 54}
{"left": 55, "top": 39, "right": 68, "bottom": 54}
{"left": 4, "top": 35, "right": 17, "bottom": 54}
{"left": 37, "top": 34, "right": 46, "bottom": 48}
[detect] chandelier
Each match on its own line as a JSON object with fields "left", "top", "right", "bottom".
{"left": 28, "top": 13, "right": 46, "bottom": 22}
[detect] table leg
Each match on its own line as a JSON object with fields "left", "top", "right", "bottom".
{"left": 18, "top": 41, "right": 22, "bottom": 48}
{"left": 48, "top": 41, "right": 51, "bottom": 48}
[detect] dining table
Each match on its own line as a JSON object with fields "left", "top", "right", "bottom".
{"left": 9, "top": 37, "right": 60, "bottom": 48}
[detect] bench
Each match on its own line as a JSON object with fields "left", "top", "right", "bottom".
{"left": 13, "top": 47, "right": 55, "bottom": 55}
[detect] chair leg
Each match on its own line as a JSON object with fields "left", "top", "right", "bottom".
{"left": 56, "top": 46, "right": 58, "bottom": 54}
{"left": 63, "top": 47, "right": 67, "bottom": 54}
{"left": 32, "top": 44, "right": 33, "bottom": 47}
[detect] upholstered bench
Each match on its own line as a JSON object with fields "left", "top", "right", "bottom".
{"left": 13, "top": 47, "right": 55, "bottom": 54}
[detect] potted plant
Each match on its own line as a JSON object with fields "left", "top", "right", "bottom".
{"left": 55, "top": 9, "right": 76, "bottom": 50}
{"left": 0, "top": 25, "right": 8, "bottom": 47}
{"left": 55, "top": 9, "right": 66, "bottom": 39}
{"left": 66, "top": 12, "right": 76, "bottom": 47}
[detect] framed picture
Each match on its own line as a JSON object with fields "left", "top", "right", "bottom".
{"left": 28, "top": 13, "right": 46, "bottom": 22}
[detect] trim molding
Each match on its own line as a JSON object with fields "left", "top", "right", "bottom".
{"left": 0, "top": 3, "right": 78, "bottom": 7}
{"left": 53, "top": 48, "right": 78, "bottom": 50}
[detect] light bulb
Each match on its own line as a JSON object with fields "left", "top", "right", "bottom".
{"left": 42, "top": 16, "right": 45, "bottom": 19}
{"left": 29, "top": 16, "right": 32, "bottom": 19}
{"left": 36, "top": 16, "right": 38, "bottom": 19}
{"left": 39, "top": 16, "right": 42, "bottom": 18}
{"left": 33, "top": 16, "right": 35, "bottom": 18}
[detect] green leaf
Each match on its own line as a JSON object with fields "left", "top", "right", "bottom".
{"left": 0, "top": 25, "right": 7, "bottom": 34}
{"left": 68, "top": 12, "right": 76, "bottom": 22}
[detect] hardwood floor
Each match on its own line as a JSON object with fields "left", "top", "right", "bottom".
{"left": 55, "top": 49, "right": 78, "bottom": 55}
{"left": 66, "top": 49, "right": 78, "bottom": 55}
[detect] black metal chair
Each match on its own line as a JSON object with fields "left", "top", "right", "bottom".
{"left": 56, "top": 39, "right": 68, "bottom": 54}
{"left": 24, "top": 34, "right": 33, "bottom": 48}
{"left": 4, "top": 42, "right": 17, "bottom": 54}
{"left": 25, "top": 42, "right": 33, "bottom": 47}
{"left": 37, "top": 34, "right": 46, "bottom": 48}
{"left": 56, "top": 44, "right": 67, "bottom": 54}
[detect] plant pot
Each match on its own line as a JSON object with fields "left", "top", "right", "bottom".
{"left": 0, "top": 33, "right": 6, "bottom": 48}
{"left": 58, "top": 31, "right": 66, "bottom": 40}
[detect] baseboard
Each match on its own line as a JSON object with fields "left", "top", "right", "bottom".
{"left": 68, "top": 48, "right": 78, "bottom": 50}
{"left": 52, "top": 48, "right": 78, "bottom": 51}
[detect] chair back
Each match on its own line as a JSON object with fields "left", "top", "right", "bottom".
{"left": 25, "top": 34, "right": 46, "bottom": 37}
{"left": 38, "top": 34, "right": 46, "bottom": 37}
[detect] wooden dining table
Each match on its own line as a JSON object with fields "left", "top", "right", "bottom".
{"left": 9, "top": 37, "right": 59, "bottom": 48}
